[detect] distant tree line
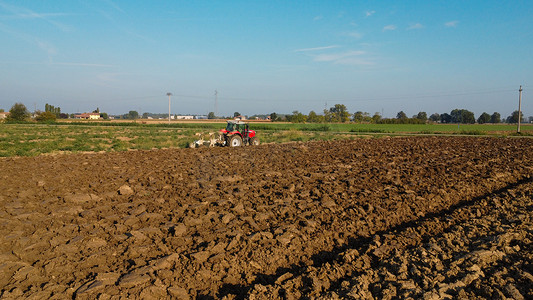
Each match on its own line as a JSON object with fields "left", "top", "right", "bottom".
{"left": 269, "top": 104, "right": 529, "bottom": 125}
{"left": 45, "top": 103, "right": 60, "bottom": 116}
{"left": 1, "top": 103, "right": 109, "bottom": 122}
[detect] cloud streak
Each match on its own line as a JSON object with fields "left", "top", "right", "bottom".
{"left": 36, "top": 40, "right": 57, "bottom": 57}
{"left": 407, "top": 23, "right": 424, "bottom": 30}
{"left": 103, "top": 0, "right": 126, "bottom": 14}
{"left": 51, "top": 62, "right": 115, "bottom": 68}
{"left": 345, "top": 31, "right": 363, "bottom": 39}
{"left": 312, "top": 50, "right": 373, "bottom": 66}
{"left": 0, "top": 2, "right": 74, "bottom": 32}
{"left": 445, "top": 20, "right": 459, "bottom": 27}
{"left": 383, "top": 25, "right": 396, "bottom": 31}
{"left": 313, "top": 50, "right": 365, "bottom": 62}
{"left": 0, "top": 21, "right": 58, "bottom": 60}
{"left": 294, "top": 45, "right": 340, "bottom": 52}
{"left": 80, "top": 1, "right": 151, "bottom": 42}
{"left": 295, "top": 44, "right": 373, "bottom": 66}
{"left": 0, "top": 60, "right": 115, "bottom": 68}
{"left": 0, "top": 12, "right": 72, "bottom": 20}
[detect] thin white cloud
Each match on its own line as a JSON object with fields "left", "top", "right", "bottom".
{"left": 383, "top": 25, "right": 397, "bottom": 31}
{"left": 336, "top": 57, "right": 374, "bottom": 66}
{"left": 0, "top": 22, "right": 59, "bottom": 60}
{"left": 313, "top": 15, "right": 323, "bottom": 21}
{"left": 0, "top": 2, "right": 73, "bottom": 32}
{"left": 445, "top": 20, "right": 459, "bottom": 27}
{"left": 313, "top": 50, "right": 373, "bottom": 66}
{"left": 92, "top": 0, "right": 127, "bottom": 21}
{"left": 36, "top": 39, "right": 56, "bottom": 57}
{"left": 95, "top": 8, "right": 115, "bottom": 22}
{"left": 407, "top": 23, "right": 424, "bottom": 30}
{"left": 345, "top": 31, "right": 363, "bottom": 39}
{"left": 0, "top": 60, "right": 115, "bottom": 68}
{"left": 0, "top": 12, "right": 72, "bottom": 20}
{"left": 314, "top": 50, "right": 365, "bottom": 62}
{"left": 294, "top": 45, "right": 340, "bottom": 52}
{"left": 103, "top": 0, "right": 126, "bottom": 14}
{"left": 366, "top": 10, "right": 376, "bottom": 17}
{"left": 52, "top": 62, "right": 115, "bottom": 68}
{"left": 79, "top": 1, "right": 149, "bottom": 42}
{"left": 295, "top": 45, "right": 373, "bottom": 66}
{"left": 295, "top": 43, "right": 374, "bottom": 66}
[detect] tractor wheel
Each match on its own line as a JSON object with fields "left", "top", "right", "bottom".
{"left": 249, "top": 137, "right": 260, "bottom": 146}
{"left": 228, "top": 135, "right": 243, "bottom": 147}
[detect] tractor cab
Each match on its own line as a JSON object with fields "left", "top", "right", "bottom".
{"left": 221, "top": 120, "right": 251, "bottom": 136}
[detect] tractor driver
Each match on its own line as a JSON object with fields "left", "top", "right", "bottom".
{"left": 226, "top": 122, "right": 234, "bottom": 132}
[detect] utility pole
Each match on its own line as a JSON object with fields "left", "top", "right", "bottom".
{"left": 517, "top": 85, "right": 523, "bottom": 133}
{"left": 214, "top": 90, "right": 218, "bottom": 118}
{"left": 167, "top": 92, "right": 172, "bottom": 124}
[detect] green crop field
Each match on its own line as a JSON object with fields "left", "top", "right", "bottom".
{"left": 0, "top": 122, "right": 531, "bottom": 157}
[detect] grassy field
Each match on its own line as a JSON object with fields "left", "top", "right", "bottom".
{"left": 0, "top": 121, "right": 531, "bottom": 157}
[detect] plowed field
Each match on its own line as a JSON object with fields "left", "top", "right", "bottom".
{"left": 1, "top": 137, "right": 532, "bottom": 299}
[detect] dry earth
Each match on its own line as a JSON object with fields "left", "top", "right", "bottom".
{"left": 0, "top": 137, "right": 532, "bottom": 299}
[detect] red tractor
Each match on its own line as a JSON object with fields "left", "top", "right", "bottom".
{"left": 219, "top": 120, "right": 260, "bottom": 147}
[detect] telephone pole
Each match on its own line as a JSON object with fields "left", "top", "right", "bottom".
{"left": 214, "top": 90, "right": 218, "bottom": 118}
{"left": 167, "top": 92, "right": 172, "bottom": 124}
{"left": 517, "top": 85, "right": 523, "bottom": 133}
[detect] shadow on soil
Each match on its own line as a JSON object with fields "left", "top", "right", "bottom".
{"left": 199, "top": 175, "right": 533, "bottom": 300}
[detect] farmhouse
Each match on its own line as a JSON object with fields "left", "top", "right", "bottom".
{"left": 74, "top": 113, "right": 101, "bottom": 120}
{"left": 0, "top": 112, "right": 10, "bottom": 119}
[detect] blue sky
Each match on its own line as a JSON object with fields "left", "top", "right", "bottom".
{"left": 0, "top": 0, "right": 531, "bottom": 118}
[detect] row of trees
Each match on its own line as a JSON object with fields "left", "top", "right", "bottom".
{"left": 3, "top": 103, "right": 62, "bottom": 122}
{"left": 284, "top": 104, "right": 352, "bottom": 123}
{"left": 2, "top": 103, "right": 109, "bottom": 122}
{"left": 423, "top": 110, "right": 523, "bottom": 124}
{"left": 45, "top": 103, "right": 61, "bottom": 116}
{"left": 276, "top": 104, "right": 528, "bottom": 124}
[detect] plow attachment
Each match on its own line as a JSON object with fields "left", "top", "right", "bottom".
{"left": 189, "top": 132, "right": 225, "bottom": 148}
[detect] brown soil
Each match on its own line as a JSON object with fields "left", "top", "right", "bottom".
{"left": 1, "top": 137, "right": 532, "bottom": 299}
